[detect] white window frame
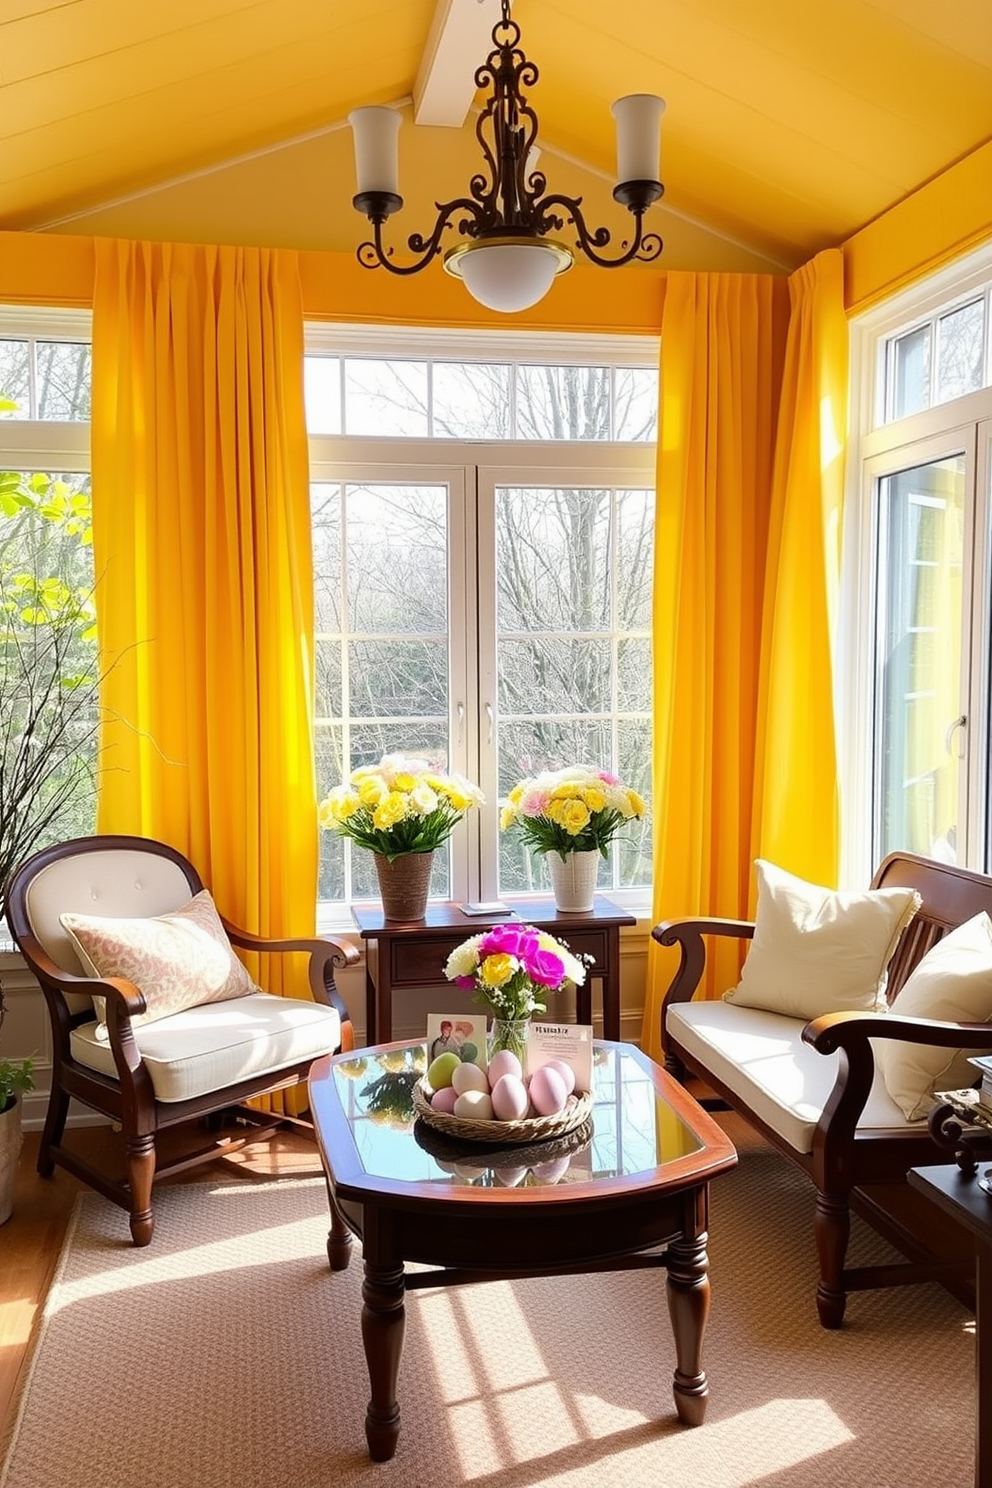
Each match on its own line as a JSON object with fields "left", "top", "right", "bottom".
{"left": 843, "top": 241, "right": 992, "bottom": 886}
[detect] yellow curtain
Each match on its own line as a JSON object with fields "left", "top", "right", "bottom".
{"left": 641, "top": 273, "right": 790, "bottom": 1062}
{"left": 90, "top": 240, "right": 318, "bottom": 1018}
{"left": 754, "top": 249, "right": 847, "bottom": 880}
{"left": 641, "top": 253, "right": 848, "bottom": 1062}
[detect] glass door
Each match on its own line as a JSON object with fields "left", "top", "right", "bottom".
{"left": 868, "top": 435, "right": 977, "bottom": 865}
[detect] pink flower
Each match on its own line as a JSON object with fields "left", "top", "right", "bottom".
{"left": 479, "top": 924, "right": 538, "bottom": 960}
{"left": 520, "top": 788, "right": 552, "bottom": 817}
{"left": 598, "top": 770, "right": 619, "bottom": 785}
{"left": 455, "top": 974, "right": 476, "bottom": 989}
{"left": 522, "top": 947, "right": 565, "bottom": 987}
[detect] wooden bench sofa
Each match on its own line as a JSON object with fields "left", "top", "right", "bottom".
{"left": 655, "top": 851, "right": 992, "bottom": 1328}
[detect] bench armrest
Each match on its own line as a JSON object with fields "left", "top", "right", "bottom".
{"left": 653, "top": 916, "right": 755, "bottom": 1009}
{"left": 801, "top": 1009, "right": 992, "bottom": 1156}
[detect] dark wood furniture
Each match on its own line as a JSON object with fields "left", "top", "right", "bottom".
{"left": 352, "top": 894, "right": 635, "bottom": 1044}
{"left": 656, "top": 851, "right": 992, "bottom": 1328}
{"left": 6, "top": 833, "right": 358, "bottom": 1245}
{"left": 908, "top": 1164, "right": 992, "bottom": 1488}
{"left": 309, "top": 1037, "right": 737, "bottom": 1461}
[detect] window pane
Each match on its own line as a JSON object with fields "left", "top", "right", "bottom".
{"left": 496, "top": 487, "right": 611, "bottom": 630}
{"left": 936, "top": 299, "right": 985, "bottom": 405}
{"left": 315, "top": 638, "right": 342, "bottom": 717}
{"left": 344, "top": 359, "right": 428, "bottom": 436}
{"left": 614, "top": 368, "right": 658, "bottom": 441}
{"left": 0, "top": 340, "right": 30, "bottom": 417}
{"left": 0, "top": 470, "right": 99, "bottom": 850}
{"left": 433, "top": 362, "right": 510, "bottom": 438}
{"left": 494, "top": 480, "right": 653, "bottom": 894}
{"left": 876, "top": 456, "right": 965, "bottom": 863}
{"left": 516, "top": 365, "right": 611, "bottom": 440}
{"left": 304, "top": 355, "right": 341, "bottom": 434}
{"left": 348, "top": 639, "right": 447, "bottom": 716}
{"left": 312, "top": 482, "right": 342, "bottom": 632}
{"left": 617, "top": 488, "right": 653, "bottom": 628}
{"left": 891, "top": 326, "right": 931, "bottom": 420}
{"left": 36, "top": 342, "right": 91, "bottom": 420}
{"left": 347, "top": 485, "right": 447, "bottom": 633}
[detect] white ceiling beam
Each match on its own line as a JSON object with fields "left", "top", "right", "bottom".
{"left": 414, "top": 0, "right": 503, "bottom": 127}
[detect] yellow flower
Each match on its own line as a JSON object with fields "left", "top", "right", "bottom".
{"left": 627, "top": 790, "right": 646, "bottom": 817}
{"left": 358, "top": 775, "right": 387, "bottom": 806}
{"left": 508, "top": 783, "right": 524, "bottom": 805}
{"left": 499, "top": 805, "right": 517, "bottom": 830}
{"left": 582, "top": 786, "right": 607, "bottom": 812}
{"left": 479, "top": 953, "right": 516, "bottom": 988}
{"left": 545, "top": 798, "right": 567, "bottom": 824}
{"left": 393, "top": 772, "right": 417, "bottom": 792}
{"left": 561, "top": 799, "right": 591, "bottom": 834}
{"left": 373, "top": 791, "right": 408, "bottom": 829}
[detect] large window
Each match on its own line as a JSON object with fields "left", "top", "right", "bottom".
{"left": 308, "top": 328, "right": 658, "bottom": 911}
{"left": 847, "top": 245, "right": 992, "bottom": 881}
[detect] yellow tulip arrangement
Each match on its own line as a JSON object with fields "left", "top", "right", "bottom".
{"left": 319, "top": 752, "right": 484, "bottom": 862}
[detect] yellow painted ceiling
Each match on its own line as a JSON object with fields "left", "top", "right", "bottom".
{"left": 2, "top": 0, "right": 991, "bottom": 272}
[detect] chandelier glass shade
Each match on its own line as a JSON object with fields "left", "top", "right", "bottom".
{"left": 349, "top": 0, "right": 665, "bottom": 313}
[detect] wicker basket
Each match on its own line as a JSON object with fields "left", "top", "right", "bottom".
{"left": 412, "top": 1077, "right": 594, "bottom": 1144}
{"left": 414, "top": 1113, "right": 593, "bottom": 1172}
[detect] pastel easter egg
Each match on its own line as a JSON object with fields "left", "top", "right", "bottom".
{"left": 543, "top": 1058, "right": 576, "bottom": 1095}
{"left": 491, "top": 1072, "right": 530, "bottom": 1122}
{"left": 451, "top": 1061, "right": 489, "bottom": 1096}
{"left": 494, "top": 1165, "right": 528, "bottom": 1187}
{"left": 487, "top": 1049, "right": 523, "bottom": 1088}
{"left": 454, "top": 1089, "right": 495, "bottom": 1121}
{"left": 430, "top": 1085, "right": 459, "bottom": 1115}
{"left": 529, "top": 1156, "right": 571, "bottom": 1185}
{"left": 427, "top": 1052, "right": 461, "bottom": 1090}
{"left": 528, "top": 1064, "right": 568, "bottom": 1116}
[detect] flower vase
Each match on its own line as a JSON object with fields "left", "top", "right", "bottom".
{"left": 373, "top": 850, "right": 435, "bottom": 921}
{"left": 547, "top": 849, "right": 599, "bottom": 913}
{"left": 488, "top": 1018, "right": 530, "bottom": 1066}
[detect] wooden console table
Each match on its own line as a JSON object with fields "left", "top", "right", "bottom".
{"left": 351, "top": 895, "right": 635, "bottom": 1044}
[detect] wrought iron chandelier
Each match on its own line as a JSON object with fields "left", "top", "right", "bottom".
{"left": 348, "top": 0, "right": 665, "bottom": 313}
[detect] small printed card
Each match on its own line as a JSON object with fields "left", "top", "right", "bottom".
{"left": 426, "top": 1013, "right": 488, "bottom": 1070}
{"left": 524, "top": 1022, "right": 594, "bottom": 1093}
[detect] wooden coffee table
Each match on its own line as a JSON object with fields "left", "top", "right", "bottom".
{"left": 308, "top": 1039, "right": 737, "bottom": 1461}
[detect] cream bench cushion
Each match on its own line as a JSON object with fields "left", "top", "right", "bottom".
{"left": 70, "top": 992, "right": 342, "bottom": 1103}
{"left": 666, "top": 998, "right": 920, "bottom": 1155}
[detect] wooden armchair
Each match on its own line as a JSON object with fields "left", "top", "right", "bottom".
{"left": 656, "top": 852, "right": 992, "bottom": 1326}
{"left": 6, "top": 834, "right": 358, "bottom": 1245}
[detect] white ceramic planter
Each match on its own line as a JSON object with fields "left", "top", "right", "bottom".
{"left": 547, "top": 849, "right": 599, "bottom": 912}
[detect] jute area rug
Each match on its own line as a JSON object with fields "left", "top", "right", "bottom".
{"left": 0, "top": 1122, "right": 975, "bottom": 1488}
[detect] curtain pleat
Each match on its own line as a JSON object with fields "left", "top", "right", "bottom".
{"left": 90, "top": 240, "right": 317, "bottom": 1033}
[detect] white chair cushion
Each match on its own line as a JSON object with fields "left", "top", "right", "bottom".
{"left": 722, "top": 859, "right": 921, "bottom": 1020}
{"left": 69, "top": 993, "right": 341, "bottom": 1103}
{"left": 667, "top": 998, "right": 919, "bottom": 1155}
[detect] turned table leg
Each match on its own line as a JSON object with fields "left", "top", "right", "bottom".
{"left": 361, "top": 1261, "right": 406, "bottom": 1461}
{"left": 666, "top": 1230, "right": 710, "bottom": 1426}
{"left": 326, "top": 1183, "right": 353, "bottom": 1272}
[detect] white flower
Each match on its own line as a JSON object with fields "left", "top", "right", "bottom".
{"left": 443, "top": 936, "right": 483, "bottom": 979}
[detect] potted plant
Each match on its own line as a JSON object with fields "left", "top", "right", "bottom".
{"left": 319, "top": 752, "right": 484, "bottom": 920}
{"left": 0, "top": 461, "right": 104, "bottom": 1221}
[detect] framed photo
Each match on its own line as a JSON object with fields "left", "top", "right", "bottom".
{"left": 426, "top": 1013, "right": 488, "bottom": 1069}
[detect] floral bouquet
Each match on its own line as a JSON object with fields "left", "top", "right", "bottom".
{"left": 499, "top": 765, "right": 645, "bottom": 858}
{"left": 319, "top": 752, "right": 484, "bottom": 862}
{"left": 444, "top": 922, "right": 590, "bottom": 1030}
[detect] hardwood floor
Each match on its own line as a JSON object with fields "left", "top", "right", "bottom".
{"left": 0, "top": 1122, "right": 324, "bottom": 1434}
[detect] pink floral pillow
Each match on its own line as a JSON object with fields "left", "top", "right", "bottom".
{"left": 61, "top": 889, "right": 257, "bottom": 1036}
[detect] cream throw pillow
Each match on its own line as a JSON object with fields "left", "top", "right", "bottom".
{"left": 61, "top": 889, "right": 258, "bottom": 1037}
{"left": 875, "top": 911, "right": 992, "bottom": 1120}
{"left": 723, "top": 859, "right": 921, "bottom": 1021}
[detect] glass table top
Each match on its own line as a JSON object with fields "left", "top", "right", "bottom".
{"left": 328, "top": 1041, "right": 705, "bottom": 1190}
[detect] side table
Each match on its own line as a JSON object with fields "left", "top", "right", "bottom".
{"left": 352, "top": 894, "right": 635, "bottom": 1044}
{"left": 908, "top": 1163, "right": 992, "bottom": 1488}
